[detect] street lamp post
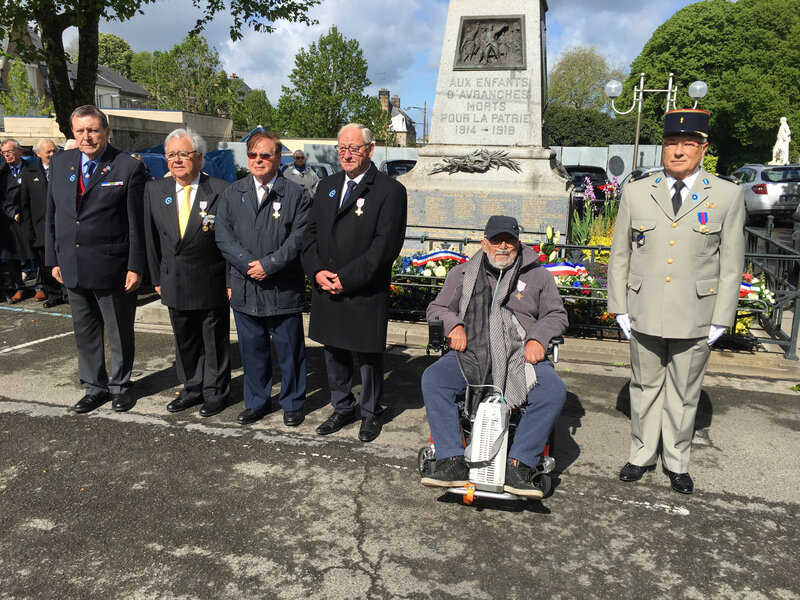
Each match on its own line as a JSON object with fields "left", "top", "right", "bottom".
{"left": 604, "top": 73, "right": 708, "bottom": 169}
{"left": 404, "top": 102, "right": 427, "bottom": 146}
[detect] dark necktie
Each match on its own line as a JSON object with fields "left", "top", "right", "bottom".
{"left": 83, "top": 161, "right": 96, "bottom": 185}
{"left": 340, "top": 180, "right": 357, "bottom": 209}
{"left": 671, "top": 180, "right": 685, "bottom": 215}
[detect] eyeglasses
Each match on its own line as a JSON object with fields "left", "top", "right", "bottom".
{"left": 663, "top": 140, "right": 703, "bottom": 150}
{"left": 165, "top": 151, "right": 198, "bottom": 160}
{"left": 1, "top": 149, "right": 18, "bottom": 156}
{"left": 485, "top": 236, "right": 517, "bottom": 248}
{"left": 335, "top": 144, "right": 370, "bottom": 155}
{"left": 247, "top": 151, "right": 275, "bottom": 160}
{"left": 294, "top": 156, "right": 305, "bottom": 161}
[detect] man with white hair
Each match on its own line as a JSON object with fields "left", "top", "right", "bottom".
{"left": 144, "top": 128, "right": 231, "bottom": 417}
{"left": 20, "top": 138, "right": 66, "bottom": 306}
{"left": 283, "top": 149, "right": 319, "bottom": 194}
{"left": 301, "top": 123, "right": 407, "bottom": 442}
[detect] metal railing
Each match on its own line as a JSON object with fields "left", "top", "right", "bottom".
{"left": 392, "top": 230, "right": 800, "bottom": 360}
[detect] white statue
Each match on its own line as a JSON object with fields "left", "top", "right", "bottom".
{"left": 769, "top": 116, "right": 791, "bottom": 165}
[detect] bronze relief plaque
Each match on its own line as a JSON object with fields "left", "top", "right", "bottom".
{"left": 454, "top": 16, "right": 526, "bottom": 71}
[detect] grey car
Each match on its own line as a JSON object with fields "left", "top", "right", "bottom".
{"left": 729, "top": 164, "right": 800, "bottom": 224}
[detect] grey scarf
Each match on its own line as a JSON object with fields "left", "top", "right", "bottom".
{"left": 457, "top": 250, "right": 534, "bottom": 408}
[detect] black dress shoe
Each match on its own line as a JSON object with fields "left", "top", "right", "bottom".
{"left": 43, "top": 296, "right": 65, "bottom": 308}
{"left": 315, "top": 411, "right": 356, "bottom": 435}
{"left": 199, "top": 399, "right": 227, "bottom": 418}
{"left": 358, "top": 417, "right": 382, "bottom": 442}
{"left": 72, "top": 392, "right": 109, "bottom": 414}
{"left": 283, "top": 410, "right": 304, "bottom": 427}
{"left": 619, "top": 462, "right": 656, "bottom": 482}
{"left": 112, "top": 393, "right": 135, "bottom": 412}
{"left": 166, "top": 395, "right": 203, "bottom": 413}
{"left": 237, "top": 407, "right": 267, "bottom": 425}
{"left": 663, "top": 467, "right": 694, "bottom": 494}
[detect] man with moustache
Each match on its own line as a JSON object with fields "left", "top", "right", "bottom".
{"left": 301, "top": 123, "right": 407, "bottom": 443}
{"left": 215, "top": 131, "right": 310, "bottom": 427}
{"left": 608, "top": 109, "right": 745, "bottom": 494}
{"left": 20, "top": 138, "right": 67, "bottom": 307}
{"left": 419, "top": 216, "right": 568, "bottom": 498}
{"left": 0, "top": 138, "right": 29, "bottom": 303}
{"left": 144, "top": 129, "right": 231, "bottom": 417}
{"left": 45, "top": 105, "right": 147, "bottom": 414}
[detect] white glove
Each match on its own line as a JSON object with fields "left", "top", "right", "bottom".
{"left": 616, "top": 313, "right": 631, "bottom": 340}
{"left": 708, "top": 324, "right": 727, "bottom": 346}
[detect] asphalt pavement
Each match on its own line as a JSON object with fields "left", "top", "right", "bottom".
{"left": 1, "top": 294, "right": 798, "bottom": 599}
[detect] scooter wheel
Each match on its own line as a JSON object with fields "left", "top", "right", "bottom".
{"left": 417, "top": 447, "right": 435, "bottom": 477}
{"left": 533, "top": 473, "right": 552, "bottom": 498}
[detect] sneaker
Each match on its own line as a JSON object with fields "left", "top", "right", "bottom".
{"left": 504, "top": 458, "right": 543, "bottom": 499}
{"left": 420, "top": 455, "right": 469, "bottom": 488}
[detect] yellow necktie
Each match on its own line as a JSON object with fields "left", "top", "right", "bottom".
{"left": 178, "top": 185, "right": 191, "bottom": 238}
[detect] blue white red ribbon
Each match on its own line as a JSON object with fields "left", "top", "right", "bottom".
{"left": 543, "top": 262, "right": 588, "bottom": 277}
{"left": 411, "top": 250, "right": 468, "bottom": 267}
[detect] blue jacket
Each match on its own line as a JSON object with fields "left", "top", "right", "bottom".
{"left": 215, "top": 174, "right": 311, "bottom": 317}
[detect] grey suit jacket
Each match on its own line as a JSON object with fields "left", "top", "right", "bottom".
{"left": 144, "top": 173, "right": 230, "bottom": 310}
{"left": 607, "top": 168, "right": 745, "bottom": 339}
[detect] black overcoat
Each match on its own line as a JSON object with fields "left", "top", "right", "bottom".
{"left": 144, "top": 173, "right": 230, "bottom": 310}
{"left": 20, "top": 160, "right": 49, "bottom": 249}
{"left": 0, "top": 161, "right": 31, "bottom": 260}
{"left": 301, "top": 163, "right": 407, "bottom": 353}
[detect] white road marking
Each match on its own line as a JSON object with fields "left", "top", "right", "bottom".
{"left": 0, "top": 305, "right": 72, "bottom": 318}
{"left": 0, "top": 331, "right": 74, "bottom": 354}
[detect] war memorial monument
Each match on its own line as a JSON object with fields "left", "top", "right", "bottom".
{"left": 400, "top": 0, "right": 570, "bottom": 247}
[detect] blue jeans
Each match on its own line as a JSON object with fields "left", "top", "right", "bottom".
{"left": 422, "top": 350, "right": 566, "bottom": 468}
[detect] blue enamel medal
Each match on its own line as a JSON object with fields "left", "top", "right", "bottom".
{"left": 692, "top": 193, "right": 699, "bottom": 202}
{"left": 655, "top": 177, "right": 662, "bottom": 183}
{"left": 329, "top": 190, "right": 336, "bottom": 198}
{"left": 165, "top": 196, "right": 173, "bottom": 205}
{"left": 69, "top": 174, "right": 76, "bottom": 182}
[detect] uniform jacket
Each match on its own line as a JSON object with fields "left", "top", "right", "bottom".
{"left": 608, "top": 168, "right": 745, "bottom": 338}
{"left": 0, "top": 161, "right": 30, "bottom": 260}
{"left": 427, "top": 245, "right": 569, "bottom": 350}
{"left": 45, "top": 145, "right": 147, "bottom": 289}
{"left": 301, "top": 162, "right": 408, "bottom": 353}
{"left": 214, "top": 174, "right": 311, "bottom": 317}
{"left": 144, "top": 174, "right": 230, "bottom": 310}
{"left": 20, "top": 159, "right": 49, "bottom": 248}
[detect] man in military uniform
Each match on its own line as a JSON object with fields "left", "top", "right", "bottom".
{"left": 608, "top": 109, "right": 745, "bottom": 494}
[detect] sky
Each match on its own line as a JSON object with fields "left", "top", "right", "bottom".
{"left": 80, "top": 0, "right": 701, "bottom": 135}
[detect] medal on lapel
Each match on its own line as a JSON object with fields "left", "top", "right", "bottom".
{"left": 515, "top": 280, "right": 526, "bottom": 300}
{"left": 202, "top": 214, "right": 215, "bottom": 231}
{"left": 165, "top": 196, "right": 173, "bottom": 205}
{"left": 273, "top": 201, "right": 281, "bottom": 219}
{"left": 355, "top": 198, "right": 365, "bottom": 217}
{"left": 199, "top": 200, "right": 208, "bottom": 218}
{"left": 698, "top": 212, "right": 709, "bottom": 233}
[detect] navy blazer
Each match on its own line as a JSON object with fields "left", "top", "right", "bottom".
{"left": 215, "top": 174, "right": 311, "bottom": 317}
{"left": 144, "top": 174, "right": 230, "bottom": 310}
{"left": 45, "top": 145, "right": 147, "bottom": 289}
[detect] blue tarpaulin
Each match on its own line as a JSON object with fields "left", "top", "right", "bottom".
{"left": 133, "top": 146, "right": 237, "bottom": 182}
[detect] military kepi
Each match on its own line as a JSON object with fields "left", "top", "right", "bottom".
{"left": 663, "top": 108, "right": 710, "bottom": 139}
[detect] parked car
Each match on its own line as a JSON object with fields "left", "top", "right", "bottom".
{"left": 618, "top": 166, "right": 663, "bottom": 190}
{"left": 564, "top": 165, "right": 610, "bottom": 202}
{"left": 729, "top": 164, "right": 800, "bottom": 225}
{"left": 379, "top": 159, "right": 417, "bottom": 179}
{"left": 309, "top": 162, "right": 336, "bottom": 179}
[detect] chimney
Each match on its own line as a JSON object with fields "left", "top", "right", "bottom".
{"left": 391, "top": 94, "right": 401, "bottom": 108}
{"left": 379, "top": 89, "right": 390, "bottom": 112}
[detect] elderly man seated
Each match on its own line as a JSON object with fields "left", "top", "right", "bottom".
{"left": 420, "top": 216, "right": 569, "bottom": 498}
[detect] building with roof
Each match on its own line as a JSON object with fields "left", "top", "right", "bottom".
{"left": 378, "top": 90, "right": 416, "bottom": 147}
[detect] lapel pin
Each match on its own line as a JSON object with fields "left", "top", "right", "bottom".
{"left": 329, "top": 190, "right": 336, "bottom": 198}
{"left": 165, "top": 196, "right": 173, "bottom": 205}
{"left": 702, "top": 178, "right": 710, "bottom": 185}
{"left": 69, "top": 174, "right": 76, "bottom": 182}
{"left": 655, "top": 177, "right": 662, "bottom": 183}
{"left": 705, "top": 201, "right": 717, "bottom": 209}
{"left": 692, "top": 193, "right": 699, "bottom": 202}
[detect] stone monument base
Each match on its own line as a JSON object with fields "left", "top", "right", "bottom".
{"left": 399, "top": 143, "right": 570, "bottom": 254}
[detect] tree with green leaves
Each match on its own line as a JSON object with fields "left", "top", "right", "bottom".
{"left": 627, "top": 0, "right": 800, "bottom": 171}
{"left": 128, "top": 33, "right": 240, "bottom": 117}
{"left": 98, "top": 33, "right": 134, "bottom": 78}
{"left": 353, "top": 96, "right": 396, "bottom": 146}
{"left": 0, "top": 60, "right": 52, "bottom": 116}
{"left": 0, "top": 0, "right": 318, "bottom": 139}
{"left": 544, "top": 105, "right": 660, "bottom": 147}
{"left": 277, "top": 26, "right": 372, "bottom": 138}
{"left": 548, "top": 45, "right": 624, "bottom": 111}
{"left": 231, "top": 89, "right": 275, "bottom": 132}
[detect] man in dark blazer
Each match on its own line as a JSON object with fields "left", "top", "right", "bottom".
{"left": 0, "top": 138, "right": 30, "bottom": 303}
{"left": 45, "top": 105, "right": 147, "bottom": 414}
{"left": 301, "top": 123, "right": 408, "bottom": 442}
{"left": 215, "top": 131, "right": 311, "bottom": 427}
{"left": 20, "top": 138, "right": 66, "bottom": 306}
{"left": 144, "top": 128, "right": 231, "bottom": 417}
